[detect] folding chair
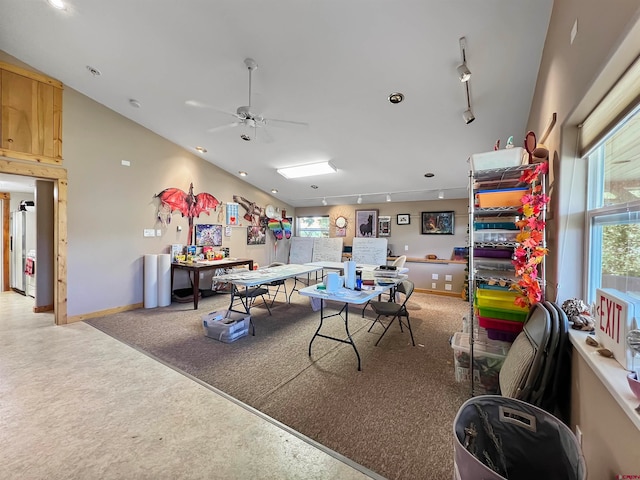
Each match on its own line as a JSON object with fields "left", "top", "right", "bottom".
{"left": 262, "top": 262, "right": 288, "bottom": 307}
{"left": 368, "top": 280, "right": 415, "bottom": 346}
{"left": 498, "top": 302, "right": 552, "bottom": 401}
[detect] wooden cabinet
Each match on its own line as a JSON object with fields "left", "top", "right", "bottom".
{"left": 0, "top": 61, "right": 63, "bottom": 164}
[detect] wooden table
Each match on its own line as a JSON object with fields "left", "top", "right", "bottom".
{"left": 171, "top": 258, "right": 254, "bottom": 309}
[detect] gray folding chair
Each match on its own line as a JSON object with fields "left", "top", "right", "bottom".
{"left": 368, "top": 280, "right": 415, "bottom": 346}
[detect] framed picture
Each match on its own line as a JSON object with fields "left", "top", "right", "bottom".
{"left": 421, "top": 211, "right": 455, "bottom": 235}
{"left": 195, "top": 224, "right": 223, "bottom": 246}
{"left": 247, "top": 226, "right": 266, "bottom": 245}
{"left": 378, "top": 215, "right": 391, "bottom": 237}
{"left": 397, "top": 214, "right": 410, "bottom": 225}
{"left": 355, "top": 209, "right": 378, "bottom": 237}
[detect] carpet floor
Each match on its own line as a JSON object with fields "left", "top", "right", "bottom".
{"left": 86, "top": 285, "right": 470, "bottom": 480}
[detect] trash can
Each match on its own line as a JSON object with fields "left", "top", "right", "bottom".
{"left": 453, "top": 395, "right": 586, "bottom": 480}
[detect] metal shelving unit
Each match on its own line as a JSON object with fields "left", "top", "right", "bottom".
{"left": 467, "top": 163, "right": 546, "bottom": 396}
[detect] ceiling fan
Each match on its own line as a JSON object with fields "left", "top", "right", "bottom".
{"left": 187, "top": 58, "right": 308, "bottom": 141}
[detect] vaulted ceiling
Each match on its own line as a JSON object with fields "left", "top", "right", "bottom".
{"left": 0, "top": 0, "right": 553, "bottom": 206}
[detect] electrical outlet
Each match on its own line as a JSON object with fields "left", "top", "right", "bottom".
{"left": 156, "top": 229, "right": 162, "bottom": 236}
{"left": 445, "top": 284, "right": 452, "bottom": 291}
{"left": 431, "top": 282, "right": 436, "bottom": 289}
{"left": 199, "top": 273, "right": 204, "bottom": 279}
{"left": 404, "top": 245, "right": 409, "bottom": 251}
{"left": 431, "top": 273, "right": 439, "bottom": 280}
{"left": 143, "top": 229, "right": 155, "bottom": 237}
{"left": 445, "top": 274, "right": 452, "bottom": 281}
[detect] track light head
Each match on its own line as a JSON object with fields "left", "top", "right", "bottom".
{"left": 322, "top": 197, "right": 327, "bottom": 206}
{"left": 357, "top": 195, "right": 362, "bottom": 204}
{"left": 463, "top": 108, "right": 475, "bottom": 124}
{"left": 386, "top": 194, "right": 391, "bottom": 202}
{"left": 457, "top": 63, "right": 471, "bottom": 82}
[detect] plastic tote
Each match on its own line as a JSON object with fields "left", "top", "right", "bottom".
{"left": 453, "top": 395, "right": 585, "bottom": 480}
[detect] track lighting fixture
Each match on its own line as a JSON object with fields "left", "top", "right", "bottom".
{"left": 386, "top": 194, "right": 391, "bottom": 202}
{"left": 357, "top": 195, "right": 362, "bottom": 204}
{"left": 462, "top": 68, "right": 475, "bottom": 124}
{"left": 438, "top": 191, "right": 445, "bottom": 199}
{"left": 458, "top": 36, "right": 475, "bottom": 124}
{"left": 322, "top": 197, "right": 327, "bottom": 206}
{"left": 457, "top": 37, "right": 471, "bottom": 82}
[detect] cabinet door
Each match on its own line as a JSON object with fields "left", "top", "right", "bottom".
{"left": 1, "top": 69, "right": 61, "bottom": 160}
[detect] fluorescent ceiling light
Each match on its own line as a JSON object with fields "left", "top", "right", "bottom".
{"left": 277, "top": 161, "right": 337, "bottom": 179}
{"left": 48, "top": 0, "right": 65, "bottom": 9}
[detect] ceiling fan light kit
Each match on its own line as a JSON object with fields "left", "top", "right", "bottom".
{"left": 193, "top": 57, "right": 308, "bottom": 141}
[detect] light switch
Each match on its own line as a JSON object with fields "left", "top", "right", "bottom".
{"left": 143, "top": 229, "right": 155, "bottom": 237}
{"left": 445, "top": 274, "right": 452, "bottom": 281}
{"left": 404, "top": 245, "right": 409, "bottom": 251}
{"left": 431, "top": 282, "right": 437, "bottom": 289}
{"left": 156, "top": 229, "right": 162, "bottom": 236}
{"left": 431, "top": 273, "right": 439, "bottom": 280}
{"left": 445, "top": 284, "right": 452, "bottom": 291}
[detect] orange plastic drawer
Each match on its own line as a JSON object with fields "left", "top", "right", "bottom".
{"left": 477, "top": 187, "right": 529, "bottom": 208}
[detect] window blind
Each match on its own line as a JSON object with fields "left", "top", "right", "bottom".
{"left": 579, "top": 54, "right": 640, "bottom": 156}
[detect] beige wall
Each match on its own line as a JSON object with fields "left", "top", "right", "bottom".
{"left": 296, "top": 198, "right": 468, "bottom": 293}
{"left": 0, "top": 50, "right": 293, "bottom": 318}
{"left": 527, "top": 0, "right": 640, "bottom": 474}
{"left": 296, "top": 198, "right": 468, "bottom": 259}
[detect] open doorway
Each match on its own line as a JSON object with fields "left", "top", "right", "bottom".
{"left": 0, "top": 159, "right": 67, "bottom": 325}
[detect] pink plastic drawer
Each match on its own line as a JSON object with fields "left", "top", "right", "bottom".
{"left": 477, "top": 315, "right": 525, "bottom": 333}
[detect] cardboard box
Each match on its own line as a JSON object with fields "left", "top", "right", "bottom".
{"left": 202, "top": 310, "right": 250, "bottom": 343}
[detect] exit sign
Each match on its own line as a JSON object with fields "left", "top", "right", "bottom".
{"left": 595, "top": 288, "right": 640, "bottom": 370}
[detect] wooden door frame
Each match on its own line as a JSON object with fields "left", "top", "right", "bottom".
{"left": 1, "top": 192, "right": 9, "bottom": 291}
{"left": 0, "top": 158, "right": 67, "bottom": 324}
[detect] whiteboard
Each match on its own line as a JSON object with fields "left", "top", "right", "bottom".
{"left": 352, "top": 237, "right": 388, "bottom": 265}
{"left": 312, "top": 238, "right": 343, "bottom": 262}
{"left": 288, "top": 237, "right": 314, "bottom": 264}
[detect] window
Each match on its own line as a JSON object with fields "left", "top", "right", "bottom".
{"left": 585, "top": 103, "right": 640, "bottom": 302}
{"left": 296, "top": 215, "right": 330, "bottom": 238}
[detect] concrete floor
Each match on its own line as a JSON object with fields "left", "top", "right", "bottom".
{"left": 0, "top": 291, "right": 380, "bottom": 480}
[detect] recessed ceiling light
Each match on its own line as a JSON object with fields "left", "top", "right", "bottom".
{"left": 277, "top": 161, "right": 337, "bottom": 179}
{"left": 195, "top": 146, "right": 207, "bottom": 153}
{"left": 424, "top": 172, "right": 435, "bottom": 178}
{"left": 238, "top": 171, "right": 248, "bottom": 177}
{"left": 47, "top": 0, "right": 65, "bottom": 9}
{"left": 271, "top": 189, "right": 278, "bottom": 194}
{"left": 388, "top": 92, "right": 404, "bottom": 104}
{"left": 86, "top": 65, "right": 101, "bottom": 77}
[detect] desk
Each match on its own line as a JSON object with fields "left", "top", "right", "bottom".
{"left": 298, "top": 283, "right": 393, "bottom": 371}
{"left": 171, "top": 258, "right": 254, "bottom": 310}
{"left": 213, "top": 264, "right": 323, "bottom": 334}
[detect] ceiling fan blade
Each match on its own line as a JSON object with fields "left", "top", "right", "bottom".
{"left": 266, "top": 117, "right": 309, "bottom": 128}
{"left": 207, "top": 121, "right": 241, "bottom": 133}
{"left": 185, "top": 99, "right": 238, "bottom": 118}
{"left": 260, "top": 127, "right": 275, "bottom": 143}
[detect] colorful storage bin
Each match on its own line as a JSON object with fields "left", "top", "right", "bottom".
{"left": 474, "top": 229, "right": 519, "bottom": 243}
{"left": 476, "top": 187, "right": 529, "bottom": 208}
{"left": 473, "top": 247, "right": 513, "bottom": 258}
{"left": 477, "top": 315, "right": 526, "bottom": 333}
